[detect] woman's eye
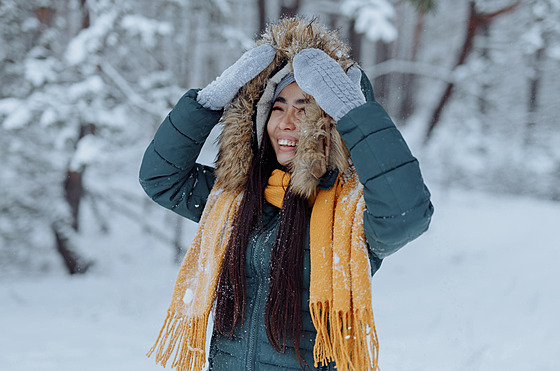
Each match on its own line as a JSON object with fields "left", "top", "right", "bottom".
{"left": 271, "top": 106, "right": 283, "bottom": 112}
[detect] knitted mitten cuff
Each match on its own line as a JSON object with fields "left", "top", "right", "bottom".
{"left": 197, "top": 43, "right": 276, "bottom": 111}
{"left": 293, "top": 48, "right": 366, "bottom": 121}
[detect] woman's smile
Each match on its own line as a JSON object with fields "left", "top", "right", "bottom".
{"left": 277, "top": 138, "right": 297, "bottom": 147}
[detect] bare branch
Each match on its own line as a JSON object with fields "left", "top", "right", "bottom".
{"left": 99, "top": 61, "right": 164, "bottom": 118}
{"left": 478, "top": 1, "right": 520, "bottom": 22}
{"left": 363, "top": 60, "right": 455, "bottom": 84}
{"left": 362, "top": 60, "right": 486, "bottom": 100}
{"left": 88, "top": 189, "right": 175, "bottom": 246}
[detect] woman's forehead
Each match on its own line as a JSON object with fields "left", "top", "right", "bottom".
{"left": 275, "top": 82, "right": 305, "bottom": 102}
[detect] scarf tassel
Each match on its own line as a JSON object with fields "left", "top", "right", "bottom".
{"left": 310, "top": 301, "right": 333, "bottom": 367}
{"left": 351, "top": 308, "right": 379, "bottom": 371}
{"left": 147, "top": 310, "right": 208, "bottom": 371}
{"left": 310, "top": 303, "right": 379, "bottom": 371}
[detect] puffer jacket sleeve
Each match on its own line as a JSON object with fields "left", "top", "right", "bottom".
{"left": 337, "top": 74, "right": 434, "bottom": 261}
{"left": 139, "top": 89, "right": 222, "bottom": 223}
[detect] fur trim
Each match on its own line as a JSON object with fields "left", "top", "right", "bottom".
{"left": 215, "top": 17, "right": 354, "bottom": 197}
{"left": 255, "top": 64, "right": 292, "bottom": 148}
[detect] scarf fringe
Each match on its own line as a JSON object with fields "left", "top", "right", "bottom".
{"left": 309, "top": 302, "right": 379, "bottom": 371}
{"left": 147, "top": 310, "right": 208, "bottom": 371}
{"left": 310, "top": 301, "right": 333, "bottom": 367}
{"left": 353, "top": 308, "right": 379, "bottom": 371}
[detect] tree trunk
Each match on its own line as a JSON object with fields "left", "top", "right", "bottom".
{"left": 55, "top": 122, "right": 96, "bottom": 274}
{"left": 52, "top": 221, "right": 93, "bottom": 275}
{"left": 526, "top": 45, "right": 545, "bottom": 145}
{"left": 424, "top": 1, "right": 519, "bottom": 143}
{"left": 35, "top": 6, "right": 56, "bottom": 28}
{"left": 424, "top": 2, "right": 477, "bottom": 142}
{"left": 63, "top": 3, "right": 92, "bottom": 231}
{"left": 174, "top": 215, "right": 184, "bottom": 263}
{"left": 477, "top": 22, "right": 490, "bottom": 117}
{"left": 279, "top": 0, "right": 300, "bottom": 18}
{"left": 80, "top": 0, "right": 90, "bottom": 29}
{"left": 374, "top": 41, "right": 392, "bottom": 105}
{"left": 399, "top": 10, "right": 424, "bottom": 121}
{"left": 258, "top": 0, "right": 267, "bottom": 35}
{"left": 64, "top": 123, "right": 96, "bottom": 231}
{"left": 187, "top": 6, "right": 204, "bottom": 88}
{"left": 64, "top": 170, "right": 84, "bottom": 231}
{"left": 348, "top": 19, "right": 362, "bottom": 64}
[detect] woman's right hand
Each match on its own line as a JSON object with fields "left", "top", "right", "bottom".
{"left": 196, "top": 43, "right": 276, "bottom": 111}
{"left": 293, "top": 48, "right": 365, "bottom": 122}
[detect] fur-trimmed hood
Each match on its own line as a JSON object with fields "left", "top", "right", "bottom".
{"left": 214, "top": 18, "right": 357, "bottom": 199}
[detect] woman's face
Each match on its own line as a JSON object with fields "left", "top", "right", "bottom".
{"left": 267, "top": 82, "right": 307, "bottom": 166}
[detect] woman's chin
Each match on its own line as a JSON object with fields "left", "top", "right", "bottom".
{"left": 276, "top": 149, "right": 297, "bottom": 166}
{"left": 277, "top": 157, "right": 294, "bottom": 167}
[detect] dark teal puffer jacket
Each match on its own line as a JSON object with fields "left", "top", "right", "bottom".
{"left": 139, "top": 75, "right": 433, "bottom": 370}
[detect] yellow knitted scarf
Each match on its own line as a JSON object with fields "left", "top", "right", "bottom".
{"left": 147, "top": 168, "right": 379, "bottom": 371}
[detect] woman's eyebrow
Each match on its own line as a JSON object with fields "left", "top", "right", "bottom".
{"left": 274, "top": 97, "right": 308, "bottom": 105}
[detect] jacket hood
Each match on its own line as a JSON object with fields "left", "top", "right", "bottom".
{"left": 214, "top": 17, "right": 356, "bottom": 199}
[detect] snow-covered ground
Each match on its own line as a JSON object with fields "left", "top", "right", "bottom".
{"left": 1, "top": 186, "right": 560, "bottom": 371}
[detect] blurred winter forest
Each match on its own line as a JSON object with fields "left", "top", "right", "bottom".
{"left": 1, "top": 0, "right": 559, "bottom": 275}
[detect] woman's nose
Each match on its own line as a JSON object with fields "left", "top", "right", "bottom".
{"left": 279, "top": 109, "right": 297, "bottom": 130}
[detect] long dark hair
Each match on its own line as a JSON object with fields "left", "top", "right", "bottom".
{"left": 214, "top": 127, "right": 309, "bottom": 368}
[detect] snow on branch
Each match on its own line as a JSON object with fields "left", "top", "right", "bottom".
{"left": 99, "top": 60, "right": 163, "bottom": 117}
{"left": 341, "top": 0, "right": 397, "bottom": 42}
{"left": 121, "top": 14, "right": 173, "bottom": 48}
{"left": 65, "top": 11, "right": 119, "bottom": 66}
{"left": 363, "top": 59, "right": 486, "bottom": 100}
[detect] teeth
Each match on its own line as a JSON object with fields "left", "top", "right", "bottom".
{"left": 278, "top": 139, "right": 297, "bottom": 147}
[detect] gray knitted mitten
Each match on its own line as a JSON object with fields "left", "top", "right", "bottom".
{"left": 293, "top": 48, "right": 366, "bottom": 121}
{"left": 197, "top": 43, "right": 276, "bottom": 110}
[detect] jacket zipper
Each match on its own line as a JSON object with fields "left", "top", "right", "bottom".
{"left": 245, "top": 206, "right": 279, "bottom": 371}
{"left": 246, "top": 232, "right": 266, "bottom": 371}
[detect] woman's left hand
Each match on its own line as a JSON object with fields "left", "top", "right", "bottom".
{"left": 293, "top": 48, "right": 366, "bottom": 121}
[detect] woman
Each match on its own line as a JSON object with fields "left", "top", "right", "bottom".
{"left": 140, "top": 18, "right": 433, "bottom": 371}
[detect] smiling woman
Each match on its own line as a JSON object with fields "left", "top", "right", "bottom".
{"left": 139, "top": 17, "right": 433, "bottom": 371}
{"left": 267, "top": 81, "right": 306, "bottom": 166}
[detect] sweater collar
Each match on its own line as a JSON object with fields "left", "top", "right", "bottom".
{"left": 317, "top": 169, "right": 339, "bottom": 191}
